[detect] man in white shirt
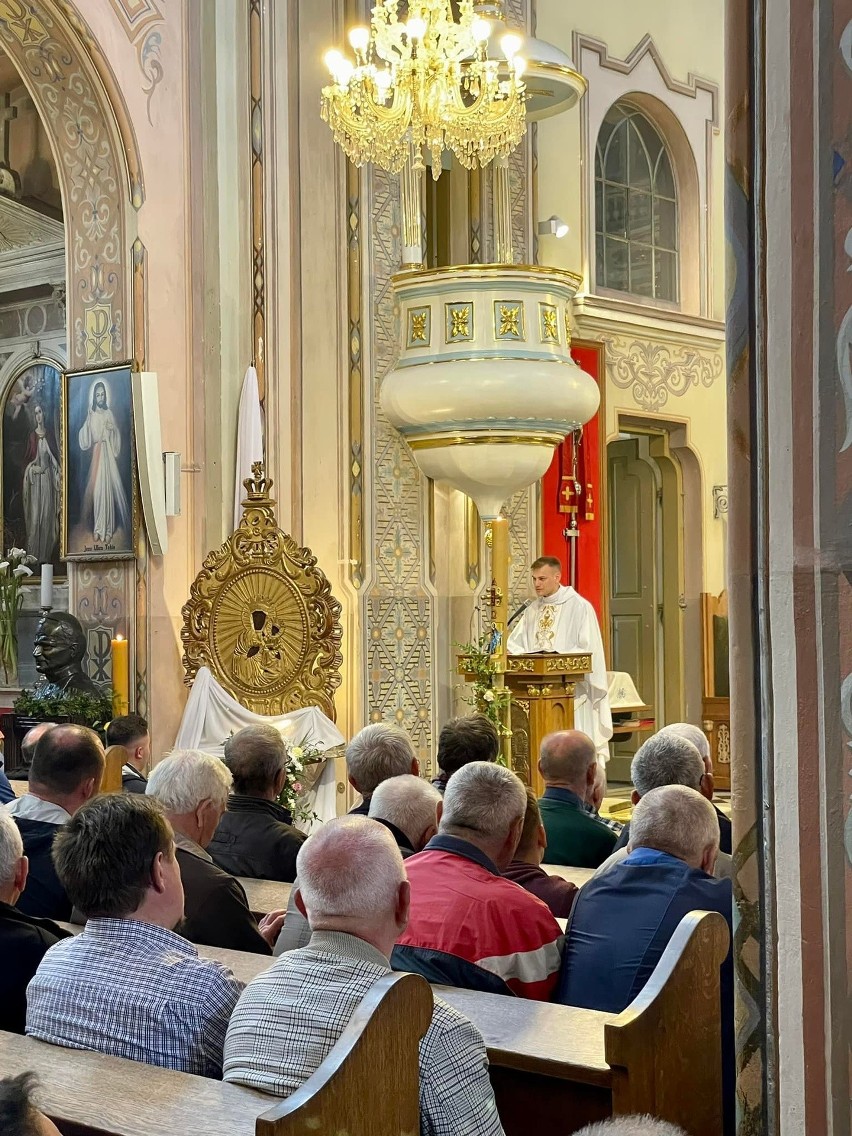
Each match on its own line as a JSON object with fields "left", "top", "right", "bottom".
{"left": 508, "top": 556, "right": 612, "bottom": 763}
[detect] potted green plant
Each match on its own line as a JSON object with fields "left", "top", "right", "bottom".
{"left": 12, "top": 685, "right": 115, "bottom": 741}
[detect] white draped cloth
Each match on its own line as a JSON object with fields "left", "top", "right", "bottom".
{"left": 175, "top": 667, "right": 344, "bottom": 831}
{"left": 234, "top": 365, "right": 264, "bottom": 531}
{"left": 507, "top": 585, "right": 613, "bottom": 763}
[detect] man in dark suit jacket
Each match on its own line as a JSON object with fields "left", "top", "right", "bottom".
{"left": 208, "top": 725, "right": 306, "bottom": 881}
{"left": 146, "top": 749, "right": 285, "bottom": 954}
{"left": 5, "top": 724, "right": 104, "bottom": 920}
{"left": 0, "top": 811, "right": 70, "bottom": 1033}
{"left": 558, "top": 785, "right": 734, "bottom": 1136}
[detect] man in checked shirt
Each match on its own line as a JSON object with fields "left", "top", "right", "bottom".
{"left": 26, "top": 794, "right": 243, "bottom": 1076}
{"left": 224, "top": 816, "right": 505, "bottom": 1136}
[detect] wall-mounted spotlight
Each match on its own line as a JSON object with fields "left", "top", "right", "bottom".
{"left": 537, "top": 215, "right": 569, "bottom": 238}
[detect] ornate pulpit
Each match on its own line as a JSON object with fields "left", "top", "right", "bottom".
{"left": 459, "top": 652, "right": 591, "bottom": 797}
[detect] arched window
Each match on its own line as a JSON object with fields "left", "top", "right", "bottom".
{"left": 595, "top": 103, "right": 678, "bottom": 302}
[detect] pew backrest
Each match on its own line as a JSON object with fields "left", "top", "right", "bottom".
{"left": 0, "top": 971, "right": 432, "bottom": 1136}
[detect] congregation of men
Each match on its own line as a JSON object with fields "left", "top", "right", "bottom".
{"left": 0, "top": 712, "right": 733, "bottom": 1135}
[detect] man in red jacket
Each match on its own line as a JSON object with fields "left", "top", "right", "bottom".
{"left": 393, "top": 762, "right": 564, "bottom": 999}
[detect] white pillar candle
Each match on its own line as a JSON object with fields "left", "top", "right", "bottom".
{"left": 40, "top": 564, "right": 53, "bottom": 609}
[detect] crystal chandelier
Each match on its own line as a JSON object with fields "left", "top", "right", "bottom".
{"left": 321, "top": 0, "right": 527, "bottom": 180}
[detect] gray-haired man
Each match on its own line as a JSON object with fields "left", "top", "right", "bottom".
{"left": 224, "top": 816, "right": 505, "bottom": 1136}
{"left": 345, "top": 723, "right": 419, "bottom": 815}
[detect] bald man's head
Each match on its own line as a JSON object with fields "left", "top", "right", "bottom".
{"left": 538, "top": 731, "right": 598, "bottom": 797}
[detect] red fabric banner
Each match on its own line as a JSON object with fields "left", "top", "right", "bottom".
{"left": 540, "top": 341, "right": 605, "bottom": 620}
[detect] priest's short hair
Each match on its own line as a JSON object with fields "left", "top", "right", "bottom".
{"left": 531, "top": 555, "right": 561, "bottom": 572}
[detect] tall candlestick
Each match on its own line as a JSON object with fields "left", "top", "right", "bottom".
{"left": 40, "top": 564, "right": 53, "bottom": 610}
{"left": 111, "top": 634, "right": 129, "bottom": 717}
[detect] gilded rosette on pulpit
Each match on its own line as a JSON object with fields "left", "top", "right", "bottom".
{"left": 181, "top": 463, "right": 343, "bottom": 718}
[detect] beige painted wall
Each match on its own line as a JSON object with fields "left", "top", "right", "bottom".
{"left": 535, "top": 0, "right": 728, "bottom": 599}
{"left": 72, "top": 0, "right": 250, "bottom": 759}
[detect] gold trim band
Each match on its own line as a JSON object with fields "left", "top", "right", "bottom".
{"left": 392, "top": 263, "right": 584, "bottom": 290}
{"left": 407, "top": 433, "right": 563, "bottom": 450}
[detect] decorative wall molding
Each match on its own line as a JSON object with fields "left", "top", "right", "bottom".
{"left": 573, "top": 30, "right": 720, "bottom": 320}
{"left": 713, "top": 484, "right": 729, "bottom": 520}
{"left": 602, "top": 333, "right": 724, "bottom": 413}
{"left": 576, "top": 33, "right": 720, "bottom": 126}
{"left": 105, "top": 0, "right": 164, "bottom": 123}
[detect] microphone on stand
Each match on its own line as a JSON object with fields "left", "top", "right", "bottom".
{"left": 507, "top": 600, "right": 531, "bottom": 627}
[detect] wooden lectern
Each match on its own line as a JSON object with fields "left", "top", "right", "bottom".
{"left": 459, "top": 652, "right": 591, "bottom": 797}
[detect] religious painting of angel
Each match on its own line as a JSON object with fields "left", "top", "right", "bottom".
{"left": 1, "top": 362, "right": 64, "bottom": 573}
{"left": 62, "top": 364, "right": 137, "bottom": 560}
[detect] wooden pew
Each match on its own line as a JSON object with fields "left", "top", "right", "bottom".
{"left": 0, "top": 971, "right": 432, "bottom": 1136}
{"left": 238, "top": 876, "right": 292, "bottom": 917}
{"left": 540, "top": 864, "right": 595, "bottom": 886}
{"left": 238, "top": 867, "right": 586, "bottom": 919}
{"left": 185, "top": 909, "right": 729, "bottom": 1136}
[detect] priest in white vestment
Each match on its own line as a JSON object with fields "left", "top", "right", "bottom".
{"left": 507, "top": 556, "right": 613, "bottom": 764}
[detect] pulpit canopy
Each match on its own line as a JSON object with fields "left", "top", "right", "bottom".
{"left": 181, "top": 463, "right": 343, "bottom": 719}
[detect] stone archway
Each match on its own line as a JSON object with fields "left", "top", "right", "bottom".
{"left": 0, "top": 0, "right": 148, "bottom": 709}
{"left": 0, "top": 0, "right": 137, "bottom": 367}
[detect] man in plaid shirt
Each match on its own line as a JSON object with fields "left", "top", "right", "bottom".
{"left": 26, "top": 794, "right": 243, "bottom": 1077}
{"left": 224, "top": 816, "right": 505, "bottom": 1136}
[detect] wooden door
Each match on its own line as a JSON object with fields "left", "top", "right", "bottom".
{"left": 608, "top": 440, "right": 658, "bottom": 754}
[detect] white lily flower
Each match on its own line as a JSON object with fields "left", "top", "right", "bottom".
{"left": 8, "top": 547, "right": 24, "bottom": 560}
{"left": 0, "top": 563, "right": 10, "bottom": 574}
{"left": 13, "top": 565, "right": 33, "bottom": 577}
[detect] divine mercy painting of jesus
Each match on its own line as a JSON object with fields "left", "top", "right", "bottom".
{"left": 62, "top": 364, "right": 137, "bottom": 560}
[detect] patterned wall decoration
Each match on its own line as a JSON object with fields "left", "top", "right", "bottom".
{"left": 105, "top": 0, "right": 164, "bottom": 122}
{"left": 350, "top": 0, "right": 537, "bottom": 758}
{"left": 602, "top": 334, "right": 724, "bottom": 413}
{"left": 0, "top": 0, "right": 143, "bottom": 707}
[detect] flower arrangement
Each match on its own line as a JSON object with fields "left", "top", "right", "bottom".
{"left": 0, "top": 548, "right": 36, "bottom": 683}
{"left": 455, "top": 632, "right": 512, "bottom": 738}
{"left": 278, "top": 740, "right": 325, "bottom": 827}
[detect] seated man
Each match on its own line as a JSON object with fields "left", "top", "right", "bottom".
{"left": 0, "top": 811, "right": 69, "bottom": 1033}
{"left": 0, "top": 1075, "right": 62, "bottom": 1136}
{"left": 503, "top": 788, "right": 578, "bottom": 918}
{"left": 207, "top": 724, "right": 306, "bottom": 881}
{"left": 26, "top": 794, "right": 243, "bottom": 1077}
{"left": 224, "top": 817, "right": 505, "bottom": 1136}
{"left": 4, "top": 725, "right": 104, "bottom": 919}
{"left": 574, "top": 1121, "right": 686, "bottom": 1136}
{"left": 603, "top": 732, "right": 732, "bottom": 879}
{"left": 274, "top": 773, "right": 442, "bottom": 956}
{"left": 146, "top": 749, "right": 284, "bottom": 954}
{"left": 394, "top": 762, "right": 563, "bottom": 998}
{"left": 11, "top": 722, "right": 56, "bottom": 781}
{"left": 369, "top": 774, "right": 442, "bottom": 857}
{"left": 105, "top": 712, "right": 151, "bottom": 794}
{"left": 431, "top": 715, "right": 499, "bottom": 793}
{"left": 345, "top": 723, "right": 419, "bottom": 815}
{"left": 0, "top": 729, "right": 14, "bottom": 804}
{"left": 588, "top": 764, "right": 624, "bottom": 835}
{"left": 657, "top": 722, "right": 732, "bottom": 854}
{"left": 557, "top": 785, "right": 733, "bottom": 1135}
{"left": 537, "top": 731, "right": 617, "bottom": 868}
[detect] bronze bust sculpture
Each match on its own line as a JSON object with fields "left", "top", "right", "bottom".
{"left": 32, "top": 611, "right": 100, "bottom": 697}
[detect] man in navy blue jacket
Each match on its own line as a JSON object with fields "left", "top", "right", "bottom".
{"left": 557, "top": 784, "right": 734, "bottom": 1136}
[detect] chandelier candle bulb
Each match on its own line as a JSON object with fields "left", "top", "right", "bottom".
{"left": 111, "top": 634, "right": 129, "bottom": 717}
